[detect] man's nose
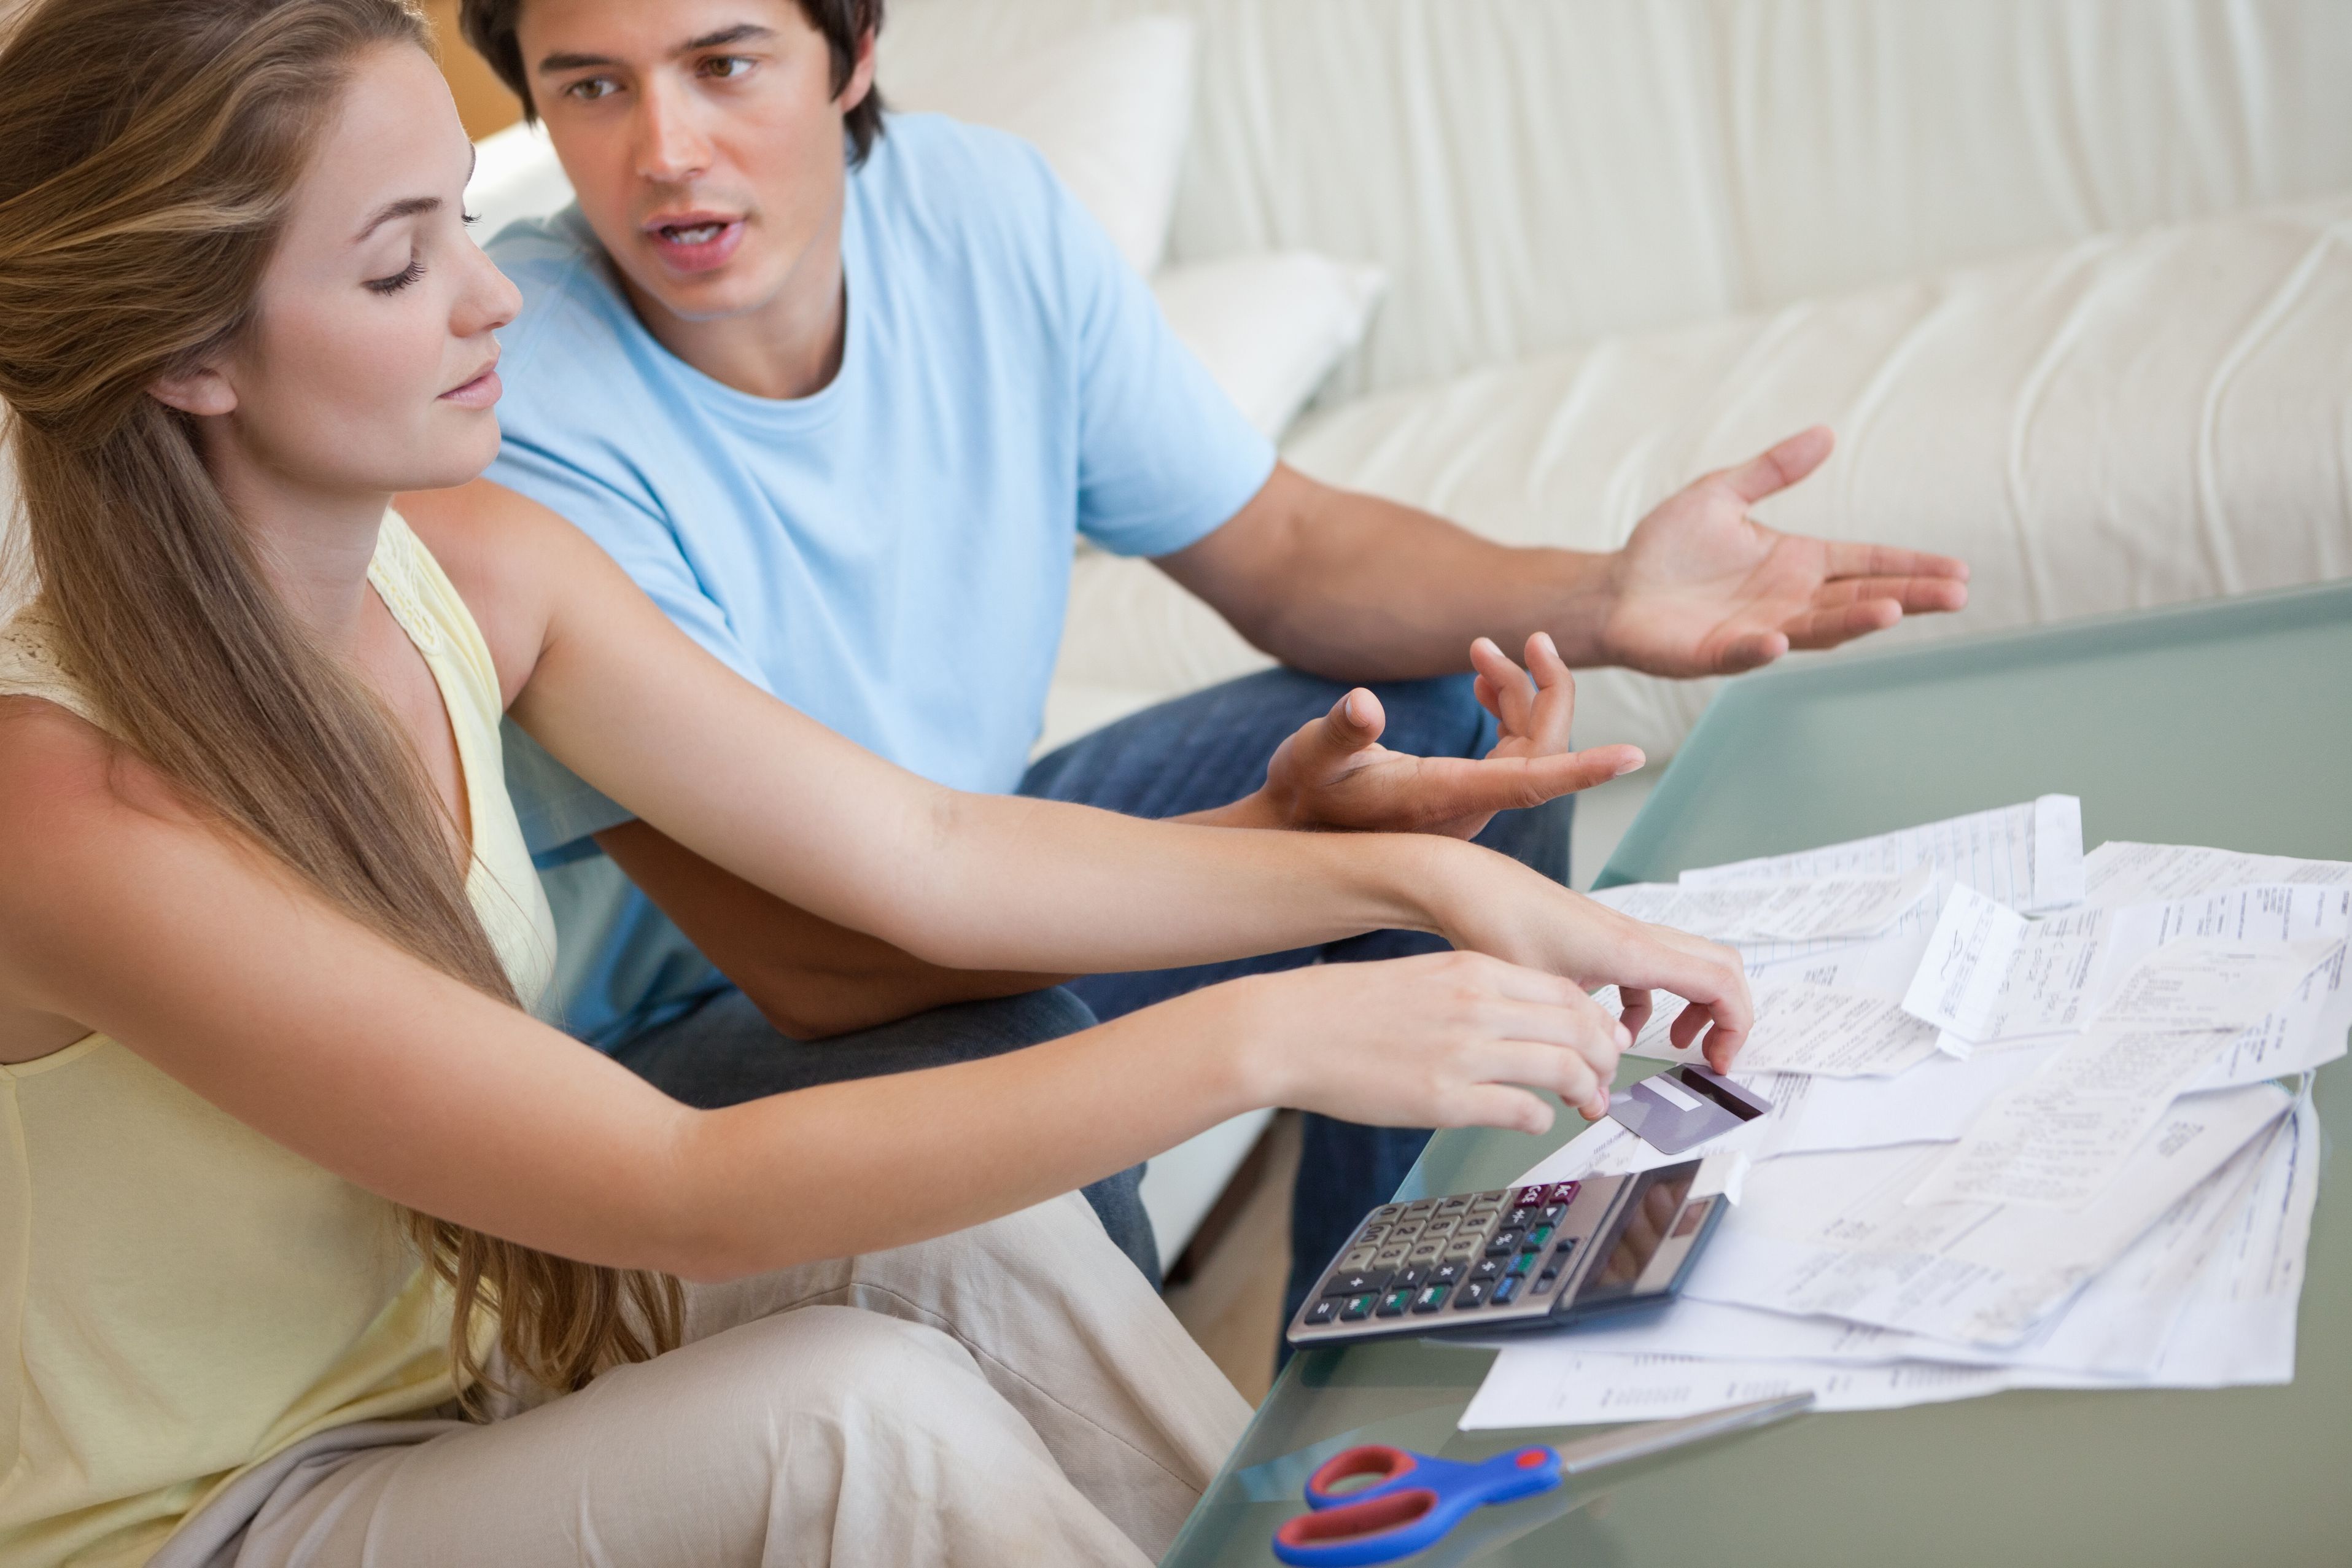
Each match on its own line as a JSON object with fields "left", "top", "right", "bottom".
{"left": 634, "top": 79, "right": 711, "bottom": 184}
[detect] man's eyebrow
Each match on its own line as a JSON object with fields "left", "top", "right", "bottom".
{"left": 535, "top": 22, "right": 776, "bottom": 76}
{"left": 355, "top": 195, "right": 440, "bottom": 243}
{"left": 682, "top": 23, "right": 774, "bottom": 51}
{"left": 534, "top": 49, "right": 615, "bottom": 74}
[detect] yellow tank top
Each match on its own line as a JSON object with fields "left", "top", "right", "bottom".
{"left": 0, "top": 513, "right": 557, "bottom": 1568}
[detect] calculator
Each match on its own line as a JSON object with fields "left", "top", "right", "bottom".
{"left": 1286, "top": 1162, "right": 1726, "bottom": 1348}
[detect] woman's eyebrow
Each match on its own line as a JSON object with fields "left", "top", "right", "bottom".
{"left": 354, "top": 150, "right": 474, "bottom": 243}
{"left": 355, "top": 195, "right": 440, "bottom": 243}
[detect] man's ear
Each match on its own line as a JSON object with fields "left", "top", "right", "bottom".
{"left": 147, "top": 362, "right": 238, "bottom": 419}
{"left": 837, "top": 26, "right": 877, "bottom": 113}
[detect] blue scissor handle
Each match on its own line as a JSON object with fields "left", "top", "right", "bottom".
{"left": 1271, "top": 1443, "right": 1561, "bottom": 1566}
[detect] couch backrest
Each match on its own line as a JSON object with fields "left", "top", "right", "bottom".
{"left": 887, "top": 0, "right": 2352, "bottom": 395}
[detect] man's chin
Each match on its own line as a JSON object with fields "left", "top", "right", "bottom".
{"left": 621, "top": 262, "right": 777, "bottom": 328}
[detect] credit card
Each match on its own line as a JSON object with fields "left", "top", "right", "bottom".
{"left": 1608, "top": 1065, "right": 1774, "bottom": 1155}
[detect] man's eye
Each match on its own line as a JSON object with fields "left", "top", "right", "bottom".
{"left": 565, "top": 76, "right": 619, "bottom": 101}
{"left": 365, "top": 257, "right": 425, "bottom": 295}
{"left": 702, "top": 55, "right": 753, "bottom": 79}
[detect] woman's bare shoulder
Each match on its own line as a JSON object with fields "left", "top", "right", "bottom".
{"left": 0, "top": 694, "right": 206, "bottom": 875}
{"left": 0, "top": 696, "right": 198, "bottom": 1014}
{"left": 395, "top": 479, "right": 612, "bottom": 706}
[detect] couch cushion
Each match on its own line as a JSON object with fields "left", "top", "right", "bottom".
{"left": 1044, "top": 196, "right": 2352, "bottom": 759}
{"left": 882, "top": 16, "right": 1195, "bottom": 277}
{"left": 1152, "top": 252, "right": 1386, "bottom": 440}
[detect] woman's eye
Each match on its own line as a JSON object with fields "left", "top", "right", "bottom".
{"left": 365, "top": 257, "right": 426, "bottom": 296}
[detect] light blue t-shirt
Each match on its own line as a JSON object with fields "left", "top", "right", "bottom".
{"left": 487, "top": 113, "right": 1276, "bottom": 1047}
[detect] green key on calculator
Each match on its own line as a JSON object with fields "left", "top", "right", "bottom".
{"left": 1286, "top": 1162, "right": 1727, "bottom": 1349}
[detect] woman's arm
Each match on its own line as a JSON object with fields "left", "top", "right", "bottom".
{"left": 0, "top": 699, "right": 1718, "bottom": 1280}
{"left": 424, "top": 482, "right": 1706, "bottom": 1001}
{"left": 592, "top": 631, "right": 1620, "bottom": 1038}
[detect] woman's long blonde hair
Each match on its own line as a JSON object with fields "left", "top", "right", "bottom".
{"left": 0, "top": 0, "right": 678, "bottom": 1402}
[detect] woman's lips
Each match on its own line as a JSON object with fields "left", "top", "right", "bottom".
{"left": 646, "top": 216, "right": 745, "bottom": 275}
{"left": 438, "top": 367, "right": 502, "bottom": 409}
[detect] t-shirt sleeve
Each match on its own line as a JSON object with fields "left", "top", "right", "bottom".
{"left": 485, "top": 437, "right": 778, "bottom": 863}
{"left": 1052, "top": 168, "right": 1277, "bottom": 558}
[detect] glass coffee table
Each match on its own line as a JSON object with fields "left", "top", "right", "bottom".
{"left": 1163, "top": 581, "right": 2352, "bottom": 1566}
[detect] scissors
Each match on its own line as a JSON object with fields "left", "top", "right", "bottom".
{"left": 1269, "top": 1393, "right": 1814, "bottom": 1566}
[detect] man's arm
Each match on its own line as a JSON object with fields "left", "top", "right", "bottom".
{"left": 1158, "top": 429, "right": 1971, "bottom": 683}
{"left": 596, "top": 820, "right": 1073, "bottom": 1039}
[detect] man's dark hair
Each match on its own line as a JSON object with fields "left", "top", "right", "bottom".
{"left": 459, "top": 0, "right": 888, "bottom": 164}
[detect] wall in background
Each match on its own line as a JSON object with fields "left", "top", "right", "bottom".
{"left": 425, "top": 0, "right": 523, "bottom": 140}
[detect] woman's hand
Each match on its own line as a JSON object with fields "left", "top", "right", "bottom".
{"left": 1221, "top": 950, "right": 1632, "bottom": 1131}
{"left": 1419, "top": 845, "right": 1753, "bottom": 1073}
{"left": 1232, "top": 633, "right": 1644, "bottom": 840}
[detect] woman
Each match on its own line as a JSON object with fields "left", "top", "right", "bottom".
{"left": 0, "top": 2, "right": 1749, "bottom": 1564}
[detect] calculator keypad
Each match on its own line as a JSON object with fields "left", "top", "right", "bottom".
{"left": 1302, "top": 1184, "right": 1586, "bottom": 1332}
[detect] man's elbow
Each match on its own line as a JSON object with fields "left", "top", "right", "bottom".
{"left": 739, "top": 976, "right": 928, "bottom": 1041}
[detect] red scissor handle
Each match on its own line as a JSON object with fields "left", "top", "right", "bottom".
{"left": 1303, "top": 1445, "right": 1419, "bottom": 1504}
{"left": 1275, "top": 1488, "right": 1440, "bottom": 1548}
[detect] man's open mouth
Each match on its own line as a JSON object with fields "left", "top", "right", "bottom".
{"left": 643, "top": 214, "right": 747, "bottom": 274}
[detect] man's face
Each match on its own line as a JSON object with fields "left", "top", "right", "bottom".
{"left": 517, "top": 0, "right": 873, "bottom": 328}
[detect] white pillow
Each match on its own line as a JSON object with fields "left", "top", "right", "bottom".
{"left": 883, "top": 16, "right": 1195, "bottom": 276}
{"left": 1154, "top": 253, "right": 1388, "bottom": 438}
{"left": 466, "top": 119, "right": 570, "bottom": 241}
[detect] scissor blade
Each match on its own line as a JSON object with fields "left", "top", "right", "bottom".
{"left": 1552, "top": 1392, "right": 1815, "bottom": 1477}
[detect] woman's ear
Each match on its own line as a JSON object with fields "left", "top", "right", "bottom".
{"left": 147, "top": 363, "right": 238, "bottom": 418}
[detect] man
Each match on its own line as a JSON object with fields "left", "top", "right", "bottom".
{"left": 435, "top": 0, "right": 1967, "bottom": 1321}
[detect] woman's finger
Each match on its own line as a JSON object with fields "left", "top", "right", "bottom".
{"left": 1465, "top": 1039, "right": 1605, "bottom": 1122}
{"left": 1437, "top": 1082, "right": 1558, "bottom": 1136}
{"left": 1465, "top": 996, "right": 1627, "bottom": 1079}
{"left": 1604, "top": 921, "right": 1755, "bottom": 1044}
{"left": 1615, "top": 985, "right": 1655, "bottom": 1043}
{"left": 1701, "top": 1019, "right": 1742, "bottom": 1074}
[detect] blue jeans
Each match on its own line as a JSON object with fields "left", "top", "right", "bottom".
{"left": 1018, "top": 667, "right": 1572, "bottom": 1342}
{"left": 610, "top": 984, "right": 1163, "bottom": 1283}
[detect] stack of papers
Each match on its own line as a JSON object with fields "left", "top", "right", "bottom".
{"left": 1461, "top": 802, "right": 2346, "bottom": 1429}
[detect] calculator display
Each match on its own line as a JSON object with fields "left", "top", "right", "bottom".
{"left": 1578, "top": 1166, "right": 1699, "bottom": 1305}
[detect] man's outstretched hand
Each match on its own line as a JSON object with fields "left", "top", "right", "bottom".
{"left": 1595, "top": 427, "right": 1970, "bottom": 678}
{"left": 1240, "top": 633, "right": 1644, "bottom": 840}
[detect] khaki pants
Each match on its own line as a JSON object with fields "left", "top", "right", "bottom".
{"left": 165, "top": 1194, "right": 1251, "bottom": 1567}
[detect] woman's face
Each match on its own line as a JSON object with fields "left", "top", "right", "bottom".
{"left": 204, "top": 43, "right": 519, "bottom": 501}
